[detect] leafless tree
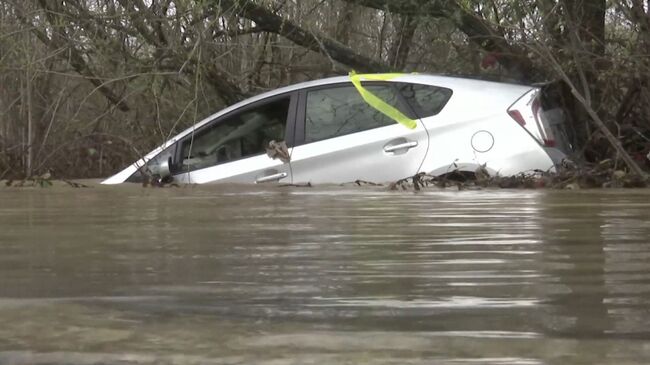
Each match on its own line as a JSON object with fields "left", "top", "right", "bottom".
{"left": 0, "top": 0, "right": 647, "bottom": 179}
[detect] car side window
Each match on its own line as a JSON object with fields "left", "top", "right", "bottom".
{"left": 305, "top": 84, "right": 406, "bottom": 143}
{"left": 179, "top": 97, "right": 290, "bottom": 172}
{"left": 397, "top": 83, "right": 452, "bottom": 118}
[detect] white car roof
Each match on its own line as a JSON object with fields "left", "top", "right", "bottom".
{"left": 249, "top": 73, "right": 527, "bottom": 101}
{"left": 178, "top": 73, "right": 529, "bottom": 137}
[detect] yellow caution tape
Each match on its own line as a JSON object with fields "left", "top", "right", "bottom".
{"left": 349, "top": 71, "right": 418, "bottom": 129}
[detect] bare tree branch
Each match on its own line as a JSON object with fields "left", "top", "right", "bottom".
{"left": 341, "top": 0, "right": 535, "bottom": 78}
{"left": 215, "top": 0, "right": 391, "bottom": 72}
{"left": 11, "top": 1, "right": 130, "bottom": 111}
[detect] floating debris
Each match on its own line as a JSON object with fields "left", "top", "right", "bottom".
{"left": 380, "top": 162, "right": 649, "bottom": 191}
{"left": 280, "top": 182, "right": 312, "bottom": 188}
{"left": 4, "top": 171, "right": 54, "bottom": 188}
{"left": 265, "top": 140, "right": 291, "bottom": 163}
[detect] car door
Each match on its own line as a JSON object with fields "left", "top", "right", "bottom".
{"left": 289, "top": 82, "right": 429, "bottom": 184}
{"left": 173, "top": 93, "right": 297, "bottom": 184}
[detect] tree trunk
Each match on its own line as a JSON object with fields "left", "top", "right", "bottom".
{"left": 335, "top": 2, "right": 355, "bottom": 45}
{"left": 560, "top": 0, "right": 607, "bottom": 154}
{"left": 25, "top": 68, "right": 33, "bottom": 177}
{"left": 388, "top": 15, "right": 417, "bottom": 70}
{"left": 341, "top": 0, "right": 535, "bottom": 79}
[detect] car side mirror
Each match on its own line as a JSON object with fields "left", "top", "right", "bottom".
{"left": 150, "top": 156, "right": 172, "bottom": 179}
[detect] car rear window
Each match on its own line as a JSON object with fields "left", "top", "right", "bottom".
{"left": 396, "top": 83, "right": 452, "bottom": 118}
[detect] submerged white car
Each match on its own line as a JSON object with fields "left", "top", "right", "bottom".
{"left": 103, "top": 74, "right": 568, "bottom": 185}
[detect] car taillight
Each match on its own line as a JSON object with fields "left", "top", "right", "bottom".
{"left": 543, "top": 139, "right": 556, "bottom": 147}
{"left": 508, "top": 110, "right": 526, "bottom": 126}
{"left": 508, "top": 89, "right": 557, "bottom": 148}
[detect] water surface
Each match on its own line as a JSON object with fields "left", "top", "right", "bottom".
{"left": 1, "top": 185, "right": 649, "bottom": 364}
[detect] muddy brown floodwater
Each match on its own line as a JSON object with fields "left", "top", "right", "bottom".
{"left": 0, "top": 184, "right": 649, "bottom": 365}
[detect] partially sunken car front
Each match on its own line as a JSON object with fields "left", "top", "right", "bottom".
{"left": 103, "top": 73, "right": 568, "bottom": 185}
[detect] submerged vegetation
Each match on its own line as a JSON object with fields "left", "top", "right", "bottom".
{"left": 0, "top": 1, "right": 649, "bottom": 182}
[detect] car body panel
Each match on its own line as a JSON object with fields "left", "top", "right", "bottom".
{"left": 290, "top": 122, "right": 429, "bottom": 184}
{"left": 412, "top": 79, "right": 557, "bottom": 175}
{"left": 288, "top": 80, "right": 430, "bottom": 184}
{"left": 175, "top": 154, "right": 291, "bottom": 184}
{"left": 102, "top": 74, "right": 567, "bottom": 185}
{"left": 172, "top": 92, "right": 298, "bottom": 185}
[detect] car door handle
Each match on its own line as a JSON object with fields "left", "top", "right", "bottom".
{"left": 384, "top": 141, "right": 418, "bottom": 153}
{"left": 255, "top": 172, "right": 288, "bottom": 183}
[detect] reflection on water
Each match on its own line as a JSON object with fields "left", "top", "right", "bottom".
{"left": 1, "top": 185, "right": 650, "bottom": 364}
